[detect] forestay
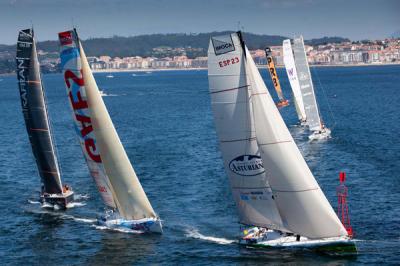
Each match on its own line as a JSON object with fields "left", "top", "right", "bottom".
{"left": 208, "top": 33, "right": 286, "bottom": 231}
{"left": 16, "top": 29, "right": 63, "bottom": 194}
{"left": 245, "top": 40, "right": 347, "bottom": 239}
{"left": 282, "top": 39, "right": 306, "bottom": 122}
{"left": 59, "top": 30, "right": 116, "bottom": 208}
{"left": 292, "top": 36, "right": 322, "bottom": 131}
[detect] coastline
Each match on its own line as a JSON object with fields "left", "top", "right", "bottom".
{"left": 1, "top": 62, "right": 399, "bottom": 77}
{"left": 91, "top": 67, "right": 207, "bottom": 73}
{"left": 263, "top": 62, "right": 400, "bottom": 69}
{"left": 93, "top": 62, "right": 400, "bottom": 73}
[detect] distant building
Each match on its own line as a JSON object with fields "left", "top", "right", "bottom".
{"left": 82, "top": 37, "right": 400, "bottom": 71}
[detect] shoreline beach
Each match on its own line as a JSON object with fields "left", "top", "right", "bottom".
{"left": 1, "top": 62, "right": 399, "bottom": 77}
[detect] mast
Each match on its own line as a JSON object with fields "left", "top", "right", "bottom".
{"left": 282, "top": 39, "right": 306, "bottom": 122}
{"left": 244, "top": 42, "right": 347, "bottom": 239}
{"left": 16, "top": 29, "right": 63, "bottom": 194}
{"left": 292, "top": 36, "right": 322, "bottom": 131}
{"left": 264, "top": 47, "right": 286, "bottom": 102}
{"left": 208, "top": 32, "right": 287, "bottom": 231}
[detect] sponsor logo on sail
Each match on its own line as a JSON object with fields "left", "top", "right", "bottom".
{"left": 240, "top": 191, "right": 268, "bottom": 201}
{"left": 265, "top": 47, "right": 272, "bottom": 56}
{"left": 288, "top": 68, "right": 294, "bottom": 76}
{"left": 216, "top": 43, "right": 232, "bottom": 51}
{"left": 212, "top": 35, "right": 235, "bottom": 55}
{"left": 229, "top": 155, "right": 265, "bottom": 176}
{"left": 59, "top": 31, "right": 73, "bottom": 45}
{"left": 299, "top": 72, "right": 308, "bottom": 81}
{"left": 18, "top": 31, "right": 32, "bottom": 42}
{"left": 16, "top": 59, "right": 28, "bottom": 109}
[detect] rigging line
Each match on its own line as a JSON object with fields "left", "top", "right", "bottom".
{"left": 43, "top": 82, "right": 64, "bottom": 180}
{"left": 243, "top": 64, "right": 250, "bottom": 188}
{"left": 39, "top": 55, "right": 64, "bottom": 186}
{"left": 33, "top": 33, "right": 64, "bottom": 187}
{"left": 310, "top": 66, "right": 337, "bottom": 130}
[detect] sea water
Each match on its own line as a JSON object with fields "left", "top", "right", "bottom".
{"left": 0, "top": 66, "right": 399, "bottom": 264}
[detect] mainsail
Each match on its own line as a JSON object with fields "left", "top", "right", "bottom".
{"left": 265, "top": 47, "right": 285, "bottom": 102}
{"left": 282, "top": 39, "right": 306, "bottom": 122}
{"left": 292, "top": 36, "right": 322, "bottom": 131}
{"left": 208, "top": 33, "right": 286, "bottom": 230}
{"left": 243, "top": 35, "right": 347, "bottom": 239}
{"left": 59, "top": 29, "right": 156, "bottom": 220}
{"left": 59, "top": 30, "right": 115, "bottom": 208}
{"left": 16, "top": 29, "right": 63, "bottom": 194}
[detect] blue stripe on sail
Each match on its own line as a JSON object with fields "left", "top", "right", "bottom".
{"left": 60, "top": 48, "right": 80, "bottom": 68}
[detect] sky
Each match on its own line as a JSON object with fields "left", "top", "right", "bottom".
{"left": 0, "top": 0, "right": 399, "bottom": 44}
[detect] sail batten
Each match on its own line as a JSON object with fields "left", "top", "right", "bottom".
{"left": 16, "top": 29, "right": 63, "bottom": 194}
{"left": 208, "top": 33, "right": 287, "bottom": 231}
{"left": 292, "top": 36, "right": 322, "bottom": 131}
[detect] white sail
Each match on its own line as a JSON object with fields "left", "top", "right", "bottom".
{"left": 78, "top": 40, "right": 156, "bottom": 220}
{"left": 292, "top": 36, "right": 322, "bottom": 131}
{"left": 282, "top": 39, "right": 306, "bottom": 122}
{"left": 59, "top": 31, "right": 116, "bottom": 208}
{"left": 208, "top": 33, "right": 286, "bottom": 230}
{"left": 244, "top": 42, "right": 347, "bottom": 239}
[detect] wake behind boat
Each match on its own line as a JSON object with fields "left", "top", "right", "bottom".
{"left": 59, "top": 29, "right": 162, "bottom": 233}
{"left": 208, "top": 32, "right": 356, "bottom": 253}
{"left": 16, "top": 28, "right": 74, "bottom": 209}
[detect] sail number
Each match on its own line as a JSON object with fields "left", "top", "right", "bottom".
{"left": 219, "top": 57, "right": 239, "bottom": 68}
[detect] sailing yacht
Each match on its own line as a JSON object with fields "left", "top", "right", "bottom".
{"left": 16, "top": 29, "right": 74, "bottom": 209}
{"left": 208, "top": 32, "right": 356, "bottom": 252}
{"left": 58, "top": 29, "right": 162, "bottom": 233}
{"left": 265, "top": 47, "right": 289, "bottom": 108}
{"left": 284, "top": 37, "right": 331, "bottom": 140}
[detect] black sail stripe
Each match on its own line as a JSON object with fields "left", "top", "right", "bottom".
{"left": 220, "top": 137, "right": 256, "bottom": 143}
{"left": 210, "top": 85, "right": 249, "bottom": 94}
{"left": 258, "top": 140, "right": 292, "bottom": 146}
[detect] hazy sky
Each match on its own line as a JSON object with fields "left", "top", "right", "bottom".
{"left": 0, "top": 0, "right": 399, "bottom": 44}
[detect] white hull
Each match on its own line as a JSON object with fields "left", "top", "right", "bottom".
{"left": 309, "top": 128, "right": 331, "bottom": 141}
{"left": 40, "top": 190, "right": 74, "bottom": 209}
{"left": 239, "top": 229, "right": 356, "bottom": 253}
{"left": 98, "top": 215, "right": 162, "bottom": 233}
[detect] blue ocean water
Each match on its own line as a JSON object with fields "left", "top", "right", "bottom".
{"left": 0, "top": 66, "right": 399, "bottom": 265}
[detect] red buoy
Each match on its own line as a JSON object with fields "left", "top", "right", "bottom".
{"left": 337, "top": 172, "right": 354, "bottom": 238}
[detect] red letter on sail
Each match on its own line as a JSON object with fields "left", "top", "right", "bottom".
{"left": 85, "top": 138, "right": 101, "bottom": 163}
